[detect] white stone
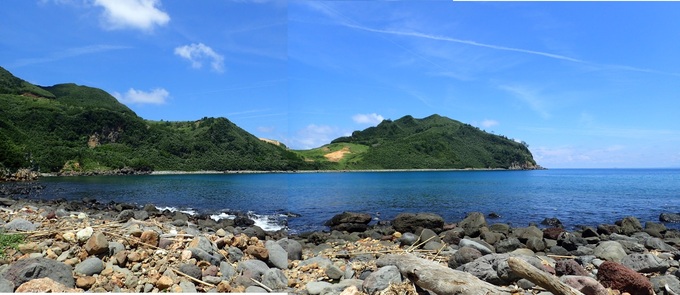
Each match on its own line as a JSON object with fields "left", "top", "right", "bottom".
{"left": 77, "top": 227, "right": 94, "bottom": 243}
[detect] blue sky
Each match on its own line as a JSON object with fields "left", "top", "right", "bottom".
{"left": 2, "top": 1, "right": 679, "bottom": 168}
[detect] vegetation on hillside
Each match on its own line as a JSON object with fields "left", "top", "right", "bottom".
{"left": 0, "top": 66, "right": 539, "bottom": 174}
{"left": 301, "top": 115, "right": 537, "bottom": 170}
{"left": 0, "top": 67, "right": 306, "bottom": 173}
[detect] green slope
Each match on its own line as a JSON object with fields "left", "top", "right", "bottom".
{"left": 300, "top": 114, "right": 538, "bottom": 170}
{"left": 0, "top": 66, "right": 306, "bottom": 173}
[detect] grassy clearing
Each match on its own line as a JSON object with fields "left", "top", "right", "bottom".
{"left": 0, "top": 233, "right": 24, "bottom": 257}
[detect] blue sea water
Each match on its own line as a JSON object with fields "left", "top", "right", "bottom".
{"left": 24, "top": 169, "right": 680, "bottom": 233}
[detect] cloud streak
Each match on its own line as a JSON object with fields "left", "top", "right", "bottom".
{"left": 174, "top": 43, "right": 225, "bottom": 72}
{"left": 11, "top": 45, "right": 130, "bottom": 67}
{"left": 113, "top": 87, "right": 169, "bottom": 105}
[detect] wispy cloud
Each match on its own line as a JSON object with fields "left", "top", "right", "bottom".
{"left": 480, "top": 119, "right": 499, "bottom": 128}
{"left": 11, "top": 45, "right": 130, "bottom": 67}
{"left": 499, "top": 84, "right": 551, "bottom": 119}
{"left": 174, "top": 43, "right": 225, "bottom": 72}
{"left": 290, "top": 124, "right": 348, "bottom": 150}
{"left": 113, "top": 87, "right": 169, "bottom": 105}
{"left": 352, "top": 113, "right": 384, "bottom": 125}
{"left": 93, "top": 0, "right": 170, "bottom": 32}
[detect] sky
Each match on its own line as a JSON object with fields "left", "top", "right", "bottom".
{"left": 1, "top": 1, "right": 680, "bottom": 168}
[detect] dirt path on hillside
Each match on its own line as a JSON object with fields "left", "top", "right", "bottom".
{"left": 324, "top": 146, "right": 351, "bottom": 162}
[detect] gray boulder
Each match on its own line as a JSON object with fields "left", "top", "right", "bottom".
{"left": 265, "top": 240, "right": 289, "bottom": 269}
{"left": 277, "top": 238, "right": 302, "bottom": 261}
{"left": 2, "top": 257, "right": 75, "bottom": 289}
{"left": 644, "top": 237, "right": 677, "bottom": 252}
{"left": 3, "top": 218, "right": 37, "bottom": 232}
{"left": 325, "top": 212, "right": 371, "bottom": 232}
{"left": 459, "top": 238, "right": 493, "bottom": 255}
{"left": 220, "top": 261, "right": 236, "bottom": 280}
{"left": 116, "top": 209, "right": 135, "bottom": 222}
{"left": 262, "top": 268, "right": 288, "bottom": 290}
{"left": 74, "top": 257, "right": 105, "bottom": 276}
{"left": 593, "top": 241, "right": 627, "bottom": 262}
{"left": 458, "top": 212, "right": 487, "bottom": 237}
{"left": 496, "top": 237, "right": 523, "bottom": 253}
{"left": 660, "top": 213, "right": 680, "bottom": 223}
{"left": 621, "top": 253, "right": 670, "bottom": 273}
{"left": 179, "top": 263, "right": 202, "bottom": 280}
{"left": 306, "top": 281, "right": 332, "bottom": 295}
{"left": 458, "top": 253, "right": 544, "bottom": 285}
{"left": 513, "top": 226, "right": 543, "bottom": 242}
{"left": 618, "top": 216, "right": 643, "bottom": 236}
{"left": 398, "top": 232, "right": 419, "bottom": 247}
{"left": 237, "top": 259, "right": 270, "bottom": 279}
{"left": 0, "top": 277, "right": 14, "bottom": 293}
{"left": 651, "top": 275, "right": 680, "bottom": 295}
{"left": 392, "top": 212, "right": 444, "bottom": 233}
{"left": 448, "top": 246, "right": 482, "bottom": 269}
{"left": 362, "top": 265, "right": 402, "bottom": 294}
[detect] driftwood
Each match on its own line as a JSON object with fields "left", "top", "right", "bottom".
{"left": 507, "top": 257, "right": 584, "bottom": 295}
{"left": 376, "top": 253, "right": 512, "bottom": 295}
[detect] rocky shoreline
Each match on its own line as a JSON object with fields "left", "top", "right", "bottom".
{"left": 0, "top": 196, "right": 679, "bottom": 294}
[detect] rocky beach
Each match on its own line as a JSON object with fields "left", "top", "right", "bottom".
{"left": 0, "top": 194, "right": 679, "bottom": 294}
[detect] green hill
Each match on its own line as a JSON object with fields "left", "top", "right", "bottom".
{"left": 1, "top": 66, "right": 539, "bottom": 175}
{"left": 297, "top": 114, "right": 538, "bottom": 170}
{"left": 0, "top": 66, "right": 306, "bottom": 174}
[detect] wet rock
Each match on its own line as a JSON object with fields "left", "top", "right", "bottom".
{"left": 362, "top": 265, "right": 401, "bottom": 294}
{"left": 617, "top": 216, "right": 643, "bottom": 236}
{"left": 392, "top": 212, "right": 444, "bottom": 233}
{"left": 3, "top": 218, "right": 37, "bottom": 231}
{"left": 325, "top": 212, "right": 371, "bottom": 233}
{"left": 597, "top": 260, "right": 653, "bottom": 295}
{"left": 265, "top": 240, "right": 288, "bottom": 269}
{"left": 448, "top": 246, "right": 482, "bottom": 269}
{"left": 593, "top": 241, "right": 627, "bottom": 262}
{"left": 458, "top": 212, "right": 487, "bottom": 237}
{"left": 621, "top": 253, "right": 670, "bottom": 273}
{"left": 84, "top": 231, "right": 108, "bottom": 255}
{"left": 555, "top": 259, "right": 590, "bottom": 276}
{"left": 541, "top": 217, "right": 563, "bottom": 228}
{"left": 496, "top": 237, "right": 523, "bottom": 253}
{"left": 75, "top": 257, "right": 105, "bottom": 276}
{"left": 560, "top": 275, "right": 608, "bottom": 295}
{"left": 277, "top": 238, "right": 302, "bottom": 261}
{"left": 234, "top": 215, "right": 255, "bottom": 227}
{"left": 262, "top": 268, "right": 288, "bottom": 290}
{"left": 3, "top": 257, "right": 75, "bottom": 288}
{"left": 660, "top": 213, "right": 680, "bottom": 223}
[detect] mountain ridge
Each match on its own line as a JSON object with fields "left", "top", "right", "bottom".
{"left": 0, "top": 66, "right": 540, "bottom": 177}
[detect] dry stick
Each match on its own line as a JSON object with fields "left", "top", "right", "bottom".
{"left": 250, "top": 278, "right": 274, "bottom": 293}
{"left": 407, "top": 235, "right": 436, "bottom": 252}
{"left": 507, "top": 257, "right": 584, "bottom": 295}
{"left": 172, "top": 268, "right": 217, "bottom": 288}
{"left": 547, "top": 254, "right": 578, "bottom": 259}
{"left": 405, "top": 234, "right": 422, "bottom": 252}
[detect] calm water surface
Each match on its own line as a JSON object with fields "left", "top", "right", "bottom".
{"left": 27, "top": 169, "right": 680, "bottom": 232}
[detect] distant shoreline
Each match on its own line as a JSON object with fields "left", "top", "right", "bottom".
{"left": 150, "top": 167, "right": 538, "bottom": 175}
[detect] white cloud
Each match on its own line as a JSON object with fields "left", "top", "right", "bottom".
{"left": 480, "top": 119, "right": 499, "bottom": 128}
{"left": 499, "top": 84, "right": 551, "bottom": 119}
{"left": 113, "top": 87, "right": 169, "bottom": 105}
{"left": 352, "top": 113, "right": 384, "bottom": 125}
{"left": 257, "top": 126, "right": 275, "bottom": 133}
{"left": 174, "top": 43, "right": 225, "bottom": 72}
{"left": 93, "top": 0, "right": 170, "bottom": 32}
{"left": 290, "top": 124, "right": 348, "bottom": 150}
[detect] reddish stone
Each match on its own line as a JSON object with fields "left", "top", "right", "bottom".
{"left": 597, "top": 261, "right": 653, "bottom": 295}
{"left": 245, "top": 245, "right": 269, "bottom": 261}
{"left": 139, "top": 230, "right": 159, "bottom": 248}
{"left": 543, "top": 227, "right": 565, "bottom": 240}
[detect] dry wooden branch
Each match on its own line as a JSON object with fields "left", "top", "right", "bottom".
{"left": 377, "top": 253, "right": 512, "bottom": 295}
{"left": 172, "top": 268, "right": 217, "bottom": 288}
{"left": 103, "top": 231, "right": 162, "bottom": 250}
{"left": 250, "top": 278, "right": 274, "bottom": 292}
{"left": 507, "top": 257, "right": 584, "bottom": 295}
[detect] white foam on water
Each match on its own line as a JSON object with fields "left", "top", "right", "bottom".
{"left": 156, "top": 206, "right": 197, "bottom": 216}
{"left": 248, "top": 211, "right": 285, "bottom": 232}
{"left": 210, "top": 212, "right": 236, "bottom": 222}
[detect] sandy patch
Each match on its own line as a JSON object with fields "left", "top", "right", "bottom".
{"left": 324, "top": 146, "right": 351, "bottom": 162}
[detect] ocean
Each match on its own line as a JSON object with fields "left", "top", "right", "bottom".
{"left": 18, "top": 169, "right": 680, "bottom": 233}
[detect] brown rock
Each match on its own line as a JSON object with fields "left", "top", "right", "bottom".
{"left": 140, "top": 230, "right": 159, "bottom": 248}
{"left": 16, "top": 277, "right": 82, "bottom": 293}
{"left": 555, "top": 259, "right": 590, "bottom": 276}
{"left": 597, "top": 261, "right": 653, "bottom": 295}
{"left": 84, "top": 232, "right": 108, "bottom": 255}
{"left": 245, "top": 245, "right": 269, "bottom": 261}
{"left": 127, "top": 251, "right": 143, "bottom": 262}
{"left": 114, "top": 250, "right": 127, "bottom": 266}
{"left": 76, "top": 276, "right": 97, "bottom": 289}
{"left": 217, "top": 281, "right": 231, "bottom": 292}
{"left": 560, "top": 276, "right": 608, "bottom": 295}
{"left": 156, "top": 275, "right": 174, "bottom": 290}
{"left": 543, "top": 227, "right": 565, "bottom": 240}
{"left": 18, "top": 242, "right": 41, "bottom": 254}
